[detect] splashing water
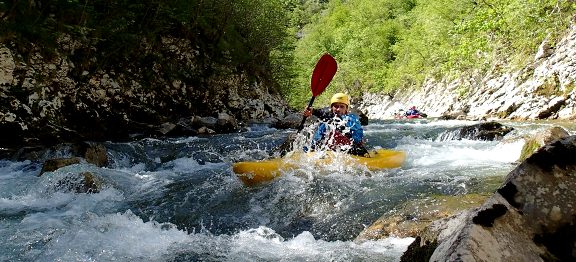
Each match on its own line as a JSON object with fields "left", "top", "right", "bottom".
{"left": 0, "top": 119, "right": 571, "bottom": 261}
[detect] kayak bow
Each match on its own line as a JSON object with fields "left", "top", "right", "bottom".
{"left": 233, "top": 149, "right": 406, "bottom": 186}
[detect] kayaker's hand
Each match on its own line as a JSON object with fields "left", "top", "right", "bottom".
{"left": 303, "top": 107, "right": 313, "bottom": 117}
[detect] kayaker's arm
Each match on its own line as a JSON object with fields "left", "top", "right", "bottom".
{"left": 304, "top": 107, "right": 334, "bottom": 121}
{"left": 345, "top": 114, "right": 368, "bottom": 156}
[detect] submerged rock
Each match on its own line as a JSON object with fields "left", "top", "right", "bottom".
{"left": 39, "top": 157, "right": 82, "bottom": 176}
{"left": 438, "top": 121, "right": 514, "bottom": 141}
{"left": 48, "top": 171, "right": 102, "bottom": 194}
{"left": 356, "top": 194, "right": 491, "bottom": 241}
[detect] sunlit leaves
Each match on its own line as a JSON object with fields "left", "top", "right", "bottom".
{"left": 285, "top": 0, "right": 575, "bottom": 107}
{"left": 288, "top": 0, "right": 413, "bottom": 107}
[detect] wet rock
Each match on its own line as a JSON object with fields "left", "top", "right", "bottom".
{"left": 438, "top": 121, "right": 513, "bottom": 141}
{"left": 356, "top": 194, "right": 489, "bottom": 241}
{"left": 216, "top": 112, "right": 239, "bottom": 133}
{"left": 84, "top": 144, "right": 108, "bottom": 167}
{"left": 518, "top": 126, "right": 570, "bottom": 161}
{"left": 197, "top": 126, "right": 215, "bottom": 134}
{"left": 157, "top": 117, "right": 199, "bottom": 137}
{"left": 193, "top": 116, "right": 217, "bottom": 130}
{"left": 73, "top": 142, "right": 108, "bottom": 167}
{"left": 51, "top": 171, "right": 102, "bottom": 194}
{"left": 404, "top": 135, "right": 576, "bottom": 261}
{"left": 400, "top": 210, "right": 473, "bottom": 262}
{"left": 39, "top": 157, "right": 82, "bottom": 176}
{"left": 157, "top": 122, "right": 177, "bottom": 135}
{"left": 274, "top": 112, "right": 304, "bottom": 129}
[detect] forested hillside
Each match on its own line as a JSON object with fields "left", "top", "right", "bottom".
{"left": 3, "top": 0, "right": 574, "bottom": 106}
{"left": 287, "top": 0, "right": 576, "bottom": 107}
{"left": 0, "top": 0, "right": 295, "bottom": 147}
{"left": 1, "top": 0, "right": 290, "bottom": 84}
{"left": 0, "top": 0, "right": 575, "bottom": 148}
{"left": 5, "top": 0, "right": 573, "bottom": 108}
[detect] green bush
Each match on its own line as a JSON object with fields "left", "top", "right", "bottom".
{"left": 285, "top": 0, "right": 576, "bottom": 108}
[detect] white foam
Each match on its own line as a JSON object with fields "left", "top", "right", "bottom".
{"left": 398, "top": 136, "right": 523, "bottom": 168}
{"left": 228, "top": 226, "right": 414, "bottom": 261}
{"left": 33, "top": 211, "right": 190, "bottom": 261}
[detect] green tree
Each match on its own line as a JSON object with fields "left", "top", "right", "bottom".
{"left": 286, "top": 0, "right": 575, "bottom": 108}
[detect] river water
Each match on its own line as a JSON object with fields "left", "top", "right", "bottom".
{"left": 0, "top": 119, "right": 572, "bottom": 261}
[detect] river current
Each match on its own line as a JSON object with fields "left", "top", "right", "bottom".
{"left": 0, "top": 119, "right": 572, "bottom": 261}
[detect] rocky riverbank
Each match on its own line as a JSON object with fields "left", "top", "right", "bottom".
{"left": 3, "top": 25, "right": 576, "bottom": 159}
{"left": 355, "top": 25, "right": 576, "bottom": 122}
{"left": 0, "top": 36, "right": 290, "bottom": 157}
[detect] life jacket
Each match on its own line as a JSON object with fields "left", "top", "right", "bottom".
{"left": 311, "top": 113, "right": 363, "bottom": 152}
{"left": 326, "top": 130, "right": 352, "bottom": 150}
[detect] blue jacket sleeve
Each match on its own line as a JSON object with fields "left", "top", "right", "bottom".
{"left": 346, "top": 114, "right": 364, "bottom": 144}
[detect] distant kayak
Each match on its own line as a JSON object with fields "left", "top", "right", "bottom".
{"left": 394, "top": 113, "right": 427, "bottom": 119}
{"left": 233, "top": 149, "right": 406, "bottom": 186}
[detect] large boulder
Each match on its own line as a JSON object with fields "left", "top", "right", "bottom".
{"left": 49, "top": 171, "right": 102, "bottom": 194}
{"left": 403, "top": 135, "right": 576, "bottom": 261}
{"left": 274, "top": 112, "right": 304, "bottom": 129}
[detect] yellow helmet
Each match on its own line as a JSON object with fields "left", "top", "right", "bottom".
{"left": 330, "top": 93, "right": 350, "bottom": 106}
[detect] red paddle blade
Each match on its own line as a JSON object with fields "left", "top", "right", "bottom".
{"left": 310, "top": 53, "right": 337, "bottom": 97}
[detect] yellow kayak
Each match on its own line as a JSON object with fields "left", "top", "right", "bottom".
{"left": 233, "top": 149, "right": 406, "bottom": 186}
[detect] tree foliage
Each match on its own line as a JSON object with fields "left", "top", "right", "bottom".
{"left": 1, "top": 0, "right": 575, "bottom": 109}
{"left": 0, "top": 0, "right": 291, "bottom": 82}
{"left": 287, "top": 0, "right": 576, "bottom": 108}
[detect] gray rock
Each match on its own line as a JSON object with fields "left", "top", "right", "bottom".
{"left": 274, "top": 112, "right": 305, "bottom": 129}
{"left": 216, "top": 112, "right": 239, "bottom": 133}
{"left": 438, "top": 121, "right": 514, "bottom": 141}
{"left": 404, "top": 135, "right": 576, "bottom": 261}
{"left": 518, "top": 126, "right": 570, "bottom": 161}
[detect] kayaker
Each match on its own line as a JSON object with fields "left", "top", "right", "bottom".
{"left": 404, "top": 106, "right": 420, "bottom": 117}
{"left": 303, "top": 93, "right": 368, "bottom": 156}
